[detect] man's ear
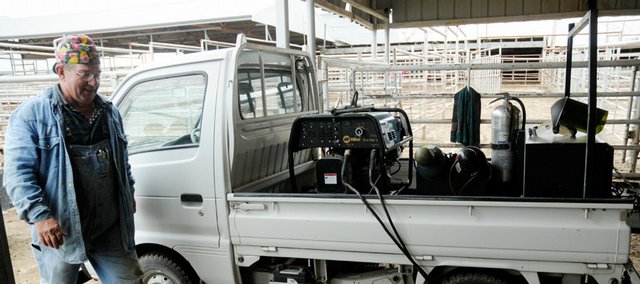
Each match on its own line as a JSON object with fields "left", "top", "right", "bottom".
{"left": 54, "top": 65, "right": 64, "bottom": 77}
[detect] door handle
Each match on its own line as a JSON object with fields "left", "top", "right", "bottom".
{"left": 180, "top": 194, "right": 203, "bottom": 203}
{"left": 232, "top": 202, "right": 266, "bottom": 211}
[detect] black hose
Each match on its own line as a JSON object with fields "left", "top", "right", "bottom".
{"left": 511, "top": 96, "right": 527, "bottom": 130}
{"left": 369, "top": 151, "right": 418, "bottom": 265}
{"left": 288, "top": 152, "right": 297, "bottom": 193}
{"left": 340, "top": 150, "right": 430, "bottom": 282}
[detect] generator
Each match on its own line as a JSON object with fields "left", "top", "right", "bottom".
{"left": 288, "top": 107, "right": 413, "bottom": 194}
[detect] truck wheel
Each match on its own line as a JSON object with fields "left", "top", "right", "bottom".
{"left": 139, "top": 253, "right": 193, "bottom": 284}
{"left": 441, "top": 272, "right": 507, "bottom": 284}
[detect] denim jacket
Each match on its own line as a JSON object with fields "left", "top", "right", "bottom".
{"left": 3, "top": 85, "right": 136, "bottom": 264}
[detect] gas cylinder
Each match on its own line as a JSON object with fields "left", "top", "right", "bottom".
{"left": 490, "top": 94, "right": 525, "bottom": 183}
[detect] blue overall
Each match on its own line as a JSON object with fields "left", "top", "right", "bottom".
{"left": 36, "top": 138, "right": 142, "bottom": 284}
{"left": 70, "top": 139, "right": 119, "bottom": 241}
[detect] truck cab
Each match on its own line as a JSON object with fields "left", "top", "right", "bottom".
{"left": 111, "top": 38, "right": 319, "bottom": 283}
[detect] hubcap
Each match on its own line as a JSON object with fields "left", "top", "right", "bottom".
{"left": 143, "top": 270, "right": 175, "bottom": 284}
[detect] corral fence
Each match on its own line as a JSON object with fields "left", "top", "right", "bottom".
{"left": 318, "top": 51, "right": 640, "bottom": 178}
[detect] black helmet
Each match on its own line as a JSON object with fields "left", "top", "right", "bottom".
{"left": 454, "top": 146, "right": 488, "bottom": 177}
{"left": 415, "top": 146, "right": 448, "bottom": 178}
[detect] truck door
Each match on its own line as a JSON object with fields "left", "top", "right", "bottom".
{"left": 115, "top": 62, "right": 221, "bottom": 254}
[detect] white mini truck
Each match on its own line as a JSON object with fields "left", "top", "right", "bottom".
{"left": 108, "top": 37, "right": 640, "bottom": 284}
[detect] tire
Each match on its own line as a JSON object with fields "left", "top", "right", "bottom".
{"left": 139, "top": 253, "right": 193, "bottom": 284}
{"left": 441, "top": 272, "right": 507, "bottom": 284}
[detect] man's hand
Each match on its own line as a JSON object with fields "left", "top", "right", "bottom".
{"left": 35, "top": 217, "right": 66, "bottom": 249}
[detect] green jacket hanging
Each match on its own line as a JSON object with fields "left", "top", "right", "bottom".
{"left": 450, "top": 86, "right": 481, "bottom": 147}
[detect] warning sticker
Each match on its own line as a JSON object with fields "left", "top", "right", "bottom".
{"left": 324, "top": 173, "right": 338, "bottom": 184}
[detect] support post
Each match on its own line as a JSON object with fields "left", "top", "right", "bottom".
{"left": 276, "top": 0, "right": 290, "bottom": 49}
{"left": 563, "top": 0, "right": 598, "bottom": 197}
{"left": 9, "top": 52, "right": 16, "bottom": 76}
{"left": 564, "top": 23, "right": 575, "bottom": 96}
{"left": 384, "top": 21, "right": 390, "bottom": 93}
{"left": 623, "top": 65, "right": 638, "bottom": 163}
{"left": 384, "top": 22, "right": 390, "bottom": 65}
{"left": 630, "top": 66, "right": 640, "bottom": 172}
{"left": 423, "top": 30, "right": 428, "bottom": 92}
{"left": 583, "top": 0, "right": 598, "bottom": 198}
{"left": 148, "top": 34, "right": 154, "bottom": 62}
{"left": 320, "top": 60, "right": 330, "bottom": 112}
{"left": 305, "top": 0, "right": 316, "bottom": 64}
{"left": 372, "top": 28, "right": 378, "bottom": 60}
{"left": 1, "top": 212, "right": 16, "bottom": 284}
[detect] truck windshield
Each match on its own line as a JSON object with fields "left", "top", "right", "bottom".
{"left": 118, "top": 74, "right": 206, "bottom": 153}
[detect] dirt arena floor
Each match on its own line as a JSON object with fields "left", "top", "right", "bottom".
{"left": 3, "top": 208, "right": 99, "bottom": 283}
{"left": 632, "top": 234, "right": 640, "bottom": 271}
{"left": 4, "top": 208, "right": 42, "bottom": 283}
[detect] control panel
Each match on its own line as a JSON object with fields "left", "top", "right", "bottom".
{"left": 292, "top": 112, "right": 403, "bottom": 150}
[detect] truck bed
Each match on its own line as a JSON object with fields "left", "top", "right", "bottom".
{"left": 228, "top": 193, "right": 632, "bottom": 266}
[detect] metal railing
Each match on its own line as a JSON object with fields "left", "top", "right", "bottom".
{"left": 319, "top": 53, "right": 640, "bottom": 177}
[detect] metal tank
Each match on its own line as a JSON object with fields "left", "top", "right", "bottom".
{"left": 490, "top": 94, "right": 525, "bottom": 183}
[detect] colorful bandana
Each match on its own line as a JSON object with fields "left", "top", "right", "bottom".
{"left": 53, "top": 35, "right": 100, "bottom": 72}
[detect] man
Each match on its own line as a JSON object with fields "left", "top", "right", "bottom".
{"left": 3, "top": 34, "right": 142, "bottom": 283}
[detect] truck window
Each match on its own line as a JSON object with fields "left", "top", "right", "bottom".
{"left": 118, "top": 74, "right": 206, "bottom": 153}
{"left": 236, "top": 49, "right": 310, "bottom": 119}
{"left": 237, "top": 70, "right": 263, "bottom": 119}
{"left": 268, "top": 70, "right": 301, "bottom": 114}
{"left": 237, "top": 69, "right": 302, "bottom": 118}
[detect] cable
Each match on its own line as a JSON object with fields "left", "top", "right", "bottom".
{"left": 367, "top": 175, "right": 381, "bottom": 195}
{"left": 448, "top": 162, "right": 458, "bottom": 195}
{"left": 289, "top": 151, "right": 298, "bottom": 193}
{"left": 447, "top": 158, "right": 478, "bottom": 196}
{"left": 340, "top": 150, "right": 430, "bottom": 282}
{"left": 368, "top": 151, "right": 409, "bottom": 254}
{"left": 457, "top": 174, "right": 477, "bottom": 196}
{"left": 368, "top": 150, "right": 430, "bottom": 281}
{"left": 389, "top": 160, "right": 402, "bottom": 175}
{"left": 613, "top": 166, "right": 637, "bottom": 197}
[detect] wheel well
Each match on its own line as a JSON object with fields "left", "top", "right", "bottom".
{"left": 428, "top": 266, "right": 527, "bottom": 284}
{"left": 136, "top": 243, "right": 200, "bottom": 283}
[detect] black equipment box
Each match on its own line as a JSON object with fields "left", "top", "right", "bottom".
{"left": 522, "top": 129, "right": 613, "bottom": 198}
{"left": 272, "top": 266, "right": 311, "bottom": 284}
{"left": 315, "top": 154, "right": 345, "bottom": 193}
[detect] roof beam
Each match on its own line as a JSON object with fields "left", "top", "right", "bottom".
{"left": 341, "top": 0, "right": 388, "bottom": 22}
{"left": 316, "top": 0, "right": 373, "bottom": 30}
